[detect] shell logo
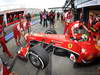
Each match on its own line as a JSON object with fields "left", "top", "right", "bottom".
{"left": 68, "top": 43, "right": 73, "bottom": 48}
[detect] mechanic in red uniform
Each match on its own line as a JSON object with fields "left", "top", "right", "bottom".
{"left": 13, "top": 18, "right": 24, "bottom": 46}
{"left": 67, "top": 21, "right": 80, "bottom": 37}
{"left": 93, "top": 22, "right": 100, "bottom": 40}
{"left": 22, "top": 19, "right": 28, "bottom": 34}
{"left": 63, "top": 9, "right": 73, "bottom": 34}
{"left": 25, "top": 13, "right": 32, "bottom": 33}
{"left": 67, "top": 20, "right": 93, "bottom": 41}
{"left": 0, "top": 57, "right": 18, "bottom": 75}
{"left": 88, "top": 15, "right": 94, "bottom": 29}
{"left": 26, "top": 20, "right": 31, "bottom": 33}
{"left": 0, "top": 25, "right": 13, "bottom": 58}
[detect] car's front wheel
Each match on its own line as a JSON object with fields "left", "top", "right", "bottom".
{"left": 29, "top": 52, "right": 44, "bottom": 69}
{"left": 28, "top": 44, "right": 49, "bottom": 69}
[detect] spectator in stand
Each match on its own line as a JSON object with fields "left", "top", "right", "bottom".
{"left": 42, "top": 10, "right": 48, "bottom": 28}
{"left": 0, "top": 25, "right": 13, "bottom": 58}
{"left": 40, "top": 11, "right": 43, "bottom": 25}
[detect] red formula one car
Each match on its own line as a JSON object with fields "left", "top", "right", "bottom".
{"left": 18, "top": 21, "right": 100, "bottom": 69}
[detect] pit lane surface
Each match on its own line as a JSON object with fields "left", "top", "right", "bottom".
{"left": 0, "top": 20, "right": 100, "bottom": 75}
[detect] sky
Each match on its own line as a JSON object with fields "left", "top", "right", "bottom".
{"left": 0, "top": 0, "right": 66, "bottom": 9}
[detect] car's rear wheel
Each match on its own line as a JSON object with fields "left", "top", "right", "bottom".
{"left": 28, "top": 44, "right": 49, "bottom": 69}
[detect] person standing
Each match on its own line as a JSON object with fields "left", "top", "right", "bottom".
{"left": 88, "top": 15, "right": 94, "bottom": 29}
{"left": 63, "top": 9, "right": 73, "bottom": 34}
{"left": 61, "top": 13, "right": 64, "bottom": 22}
{"left": 93, "top": 21, "right": 100, "bottom": 40}
{"left": 0, "top": 25, "right": 13, "bottom": 58}
{"left": 40, "top": 11, "right": 43, "bottom": 25}
{"left": 57, "top": 12, "right": 60, "bottom": 20}
{"left": 13, "top": 18, "right": 24, "bottom": 46}
{"left": 48, "top": 10, "right": 55, "bottom": 28}
{"left": 42, "top": 10, "right": 48, "bottom": 27}
{"left": 53, "top": 11, "right": 55, "bottom": 25}
{"left": 25, "top": 13, "right": 32, "bottom": 33}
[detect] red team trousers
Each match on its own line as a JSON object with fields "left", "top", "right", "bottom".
{"left": 0, "top": 36, "right": 13, "bottom": 57}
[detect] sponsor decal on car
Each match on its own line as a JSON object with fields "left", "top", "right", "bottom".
{"left": 70, "top": 53, "right": 76, "bottom": 62}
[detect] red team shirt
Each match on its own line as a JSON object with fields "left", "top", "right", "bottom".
{"left": 13, "top": 24, "right": 22, "bottom": 39}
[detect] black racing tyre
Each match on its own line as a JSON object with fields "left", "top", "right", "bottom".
{"left": 45, "top": 29, "right": 57, "bottom": 34}
{"left": 28, "top": 44, "right": 49, "bottom": 69}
